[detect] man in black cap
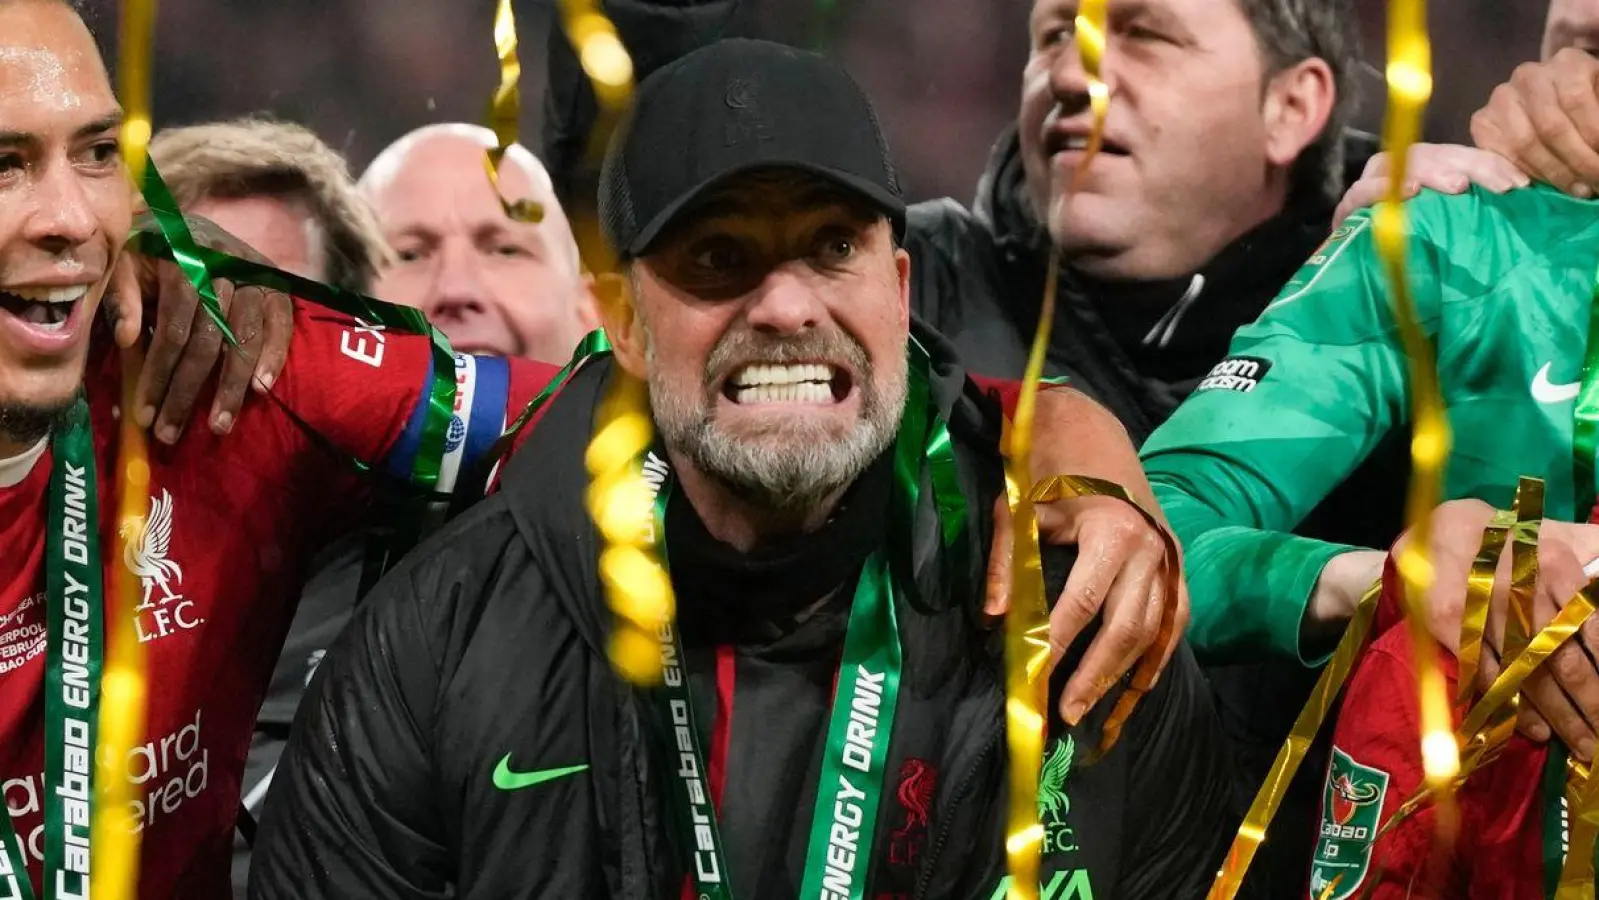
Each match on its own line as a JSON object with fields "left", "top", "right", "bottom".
{"left": 249, "top": 38, "right": 1232, "bottom": 900}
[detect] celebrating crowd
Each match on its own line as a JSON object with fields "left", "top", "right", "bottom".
{"left": 6, "top": 0, "right": 1599, "bottom": 897}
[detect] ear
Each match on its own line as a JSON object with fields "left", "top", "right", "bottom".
{"left": 575, "top": 271, "right": 604, "bottom": 333}
{"left": 894, "top": 246, "right": 911, "bottom": 331}
{"left": 598, "top": 265, "right": 649, "bottom": 379}
{"left": 1261, "top": 57, "right": 1336, "bottom": 171}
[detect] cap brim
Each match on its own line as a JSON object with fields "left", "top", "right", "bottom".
{"left": 624, "top": 160, "right": 906, "bottom": 258}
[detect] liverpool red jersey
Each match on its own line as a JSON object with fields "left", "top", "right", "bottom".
{"left": 1310, "top": 562, "right": 1556, "bottom": 899}
{"left": 0, "top": 302, "right": 557, "bottom": 898}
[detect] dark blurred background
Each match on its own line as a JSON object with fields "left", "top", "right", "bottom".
{"left": 82, "top": 0, "right": 1546, "bottom": 204}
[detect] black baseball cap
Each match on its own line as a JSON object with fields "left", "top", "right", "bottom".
{"left": 599, "top": 38, "right": 905, "bottom": 258}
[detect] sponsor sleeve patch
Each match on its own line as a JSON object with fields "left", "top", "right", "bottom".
{"left": 1309, "top": 746, "right": 1391, "bottom": 900}
{"left": 1195, "top": 356, "right": 1272, "bottom": 394}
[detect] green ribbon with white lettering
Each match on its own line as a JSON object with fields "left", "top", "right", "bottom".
{"left": 651, "top": 481, "right": 901, "bottom": 900}
{"left": 646, "top": 334, "right": 971, "bottom": 897}
{"left": 0, "top": 400, "right": 103, "bottom": 900}
{"left": 795, "top": 550, "right": 901, "bottom": 900}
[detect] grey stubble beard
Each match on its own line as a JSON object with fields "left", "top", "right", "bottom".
{"left": 643, "top": 318, "right": 907, "bottom": 518}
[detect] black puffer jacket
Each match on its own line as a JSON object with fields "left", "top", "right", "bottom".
{"left": 248, "top": 332, "right": 1235, "bottom": 900}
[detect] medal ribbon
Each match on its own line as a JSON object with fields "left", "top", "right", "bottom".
{"left": 0, "top": 401, "right": 104, "bottom": 900}
{"left": 648, "top": 338, "right": 965, "bottom": 898}
{"left": 651, "top": 488, "right": 901, "bottom": 900}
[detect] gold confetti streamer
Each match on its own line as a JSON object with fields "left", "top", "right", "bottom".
{"left": 1207, "top": 580, "right": 1383, "bottom": 900}
{"left": 1557, "top": 766, "right": 1599, "bottom": 898}
{"left": 1454, "top": 509, "right": 1513, "bottom": 708}
{"left": 1000, "top": 9, "right": 1114, "bottom": 894}
{"left": 544, "top": 0, "right": 655, "bottom": 683}
{"left": 93, "top": 2, "right": 159, "bottom": 896}
{"left": 1001, "top": 253, "right": 1062, "bottom": 900}
{"left": 483, "top": 0, "right": 544, "bottom": 223}
{"left": 1071, "top": 0, "right": 1109, "bottom": 180}
{"left": 586, "top": 372, "right": 673, "bottom": 683}
{"left": 1372, "top": 0, "right": 1456, "bottom": 819}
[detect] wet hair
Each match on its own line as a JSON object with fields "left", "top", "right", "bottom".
{"left": 1238, "top": 0, "right": 1362, "bottom": 206}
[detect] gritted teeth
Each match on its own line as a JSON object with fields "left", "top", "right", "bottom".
{"left": 730, "top": 362, "right": 836, "bottom": 388}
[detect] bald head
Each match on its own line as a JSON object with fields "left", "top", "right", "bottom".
{"left": 360, "top": 123, "right": 595, "bottom": 362}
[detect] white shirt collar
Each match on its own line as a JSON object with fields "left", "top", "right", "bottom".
{"left": 0, "top": 437, "right": 48, "bottom": 488}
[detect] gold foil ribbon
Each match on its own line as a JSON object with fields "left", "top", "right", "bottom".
{"left": 1071, "top": 0, "right": 1109, "bottom": 177}
{"left": 1455, "top": 509, "right": 1514, "bottom": 708}
{"left": 1374, "top": 583, "right": 1597, "bottom": 845}
{"left": 557, "top": 0, "right": 636, "bottom": 162}
{"left": 91, "top": 3, "right": 159, "bottom": 897}
{"left": 1028, "top": 474, "right": 1181, "bottom": 760}
{"left": 1001, "top": 253, "right": 1062, "bottom": 900}
{"left": 998, "top": 7, "right": 1113, "bottom": 892}
{"left": 1502, "top": 480, "right": 1546, "bottom": 666}
{"left": 483, "top": 0, "right": 544, "bottom": 223}
{"left": 1371, "top": 1, "right": 1459, "bottom": 828}
{"left": 586, "top": 372, "right": 674, "bottom": 684}
{"left": 542, "top": 2, "right": 656, "bottom": 684}
{"left": 1207, "top": 579, "right": 1383, "bottom": 900}
{"left": 1558, "top": 763, "right": 1599, "bottom": 898}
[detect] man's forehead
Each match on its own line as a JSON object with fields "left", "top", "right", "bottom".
{"left": 0, "top": 2, "right": 115, "bottom": 129}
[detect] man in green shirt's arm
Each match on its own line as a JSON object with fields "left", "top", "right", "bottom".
{"left": 1140, "top": 209, "right": 1426, "bottom": 665}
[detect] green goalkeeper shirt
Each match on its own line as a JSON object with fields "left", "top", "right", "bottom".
{"left": 1143, "top": 184, "right": 1599, "bottom": 664}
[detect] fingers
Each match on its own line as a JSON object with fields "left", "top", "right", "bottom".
{"left": 1522, "top": 668, "right": 1594, "bottom": 760}
{"left": 104, "top": 254, "right": 143, "bottom": 349}
{"left": 1533, "top": 529, "right": 1599, "bottom": 759}
{"left": 1520, "top": 58, "right": 1599, "bottom": 194}
{"left": 151, "top": 275, "right": 232, "bottom": 445}
{"left": 1054, "top": 518, "right": 1165, "bottom": 725}
{"left": 1148, "top": 573, "right": 1190, "bottom": 690}
{"left": 983, "top": 495, "right": 1014, "bottom": 621}
{"left": 209, "top": 284, "right": 270, "bottom": 435}
{"left": 253, "top": 287, "right": 293, "bottom": 394}
{"left": 135, "top": 260, "right": 197, "bottom": 431}
{"left": 1473, "top": 64, "right": 1591, "bottom": 195}
{"left": 1332, "top": 178, "right": 1410, "bottom": 228}
{"left": 1546, "top": 48, "right": 1599, "bottom": 192}
{"left": 1417, "top": 499, "right": 1498, "bottom": 652}
{"left": 1407, "top": 144, "right": 1528, "bottom": 194}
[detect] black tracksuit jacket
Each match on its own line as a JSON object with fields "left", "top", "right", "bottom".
{"left": 249, "top": 334, "right": 1233, "bottom": 899}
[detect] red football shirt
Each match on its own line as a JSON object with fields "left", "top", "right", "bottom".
{"left": 0, "top": 303, "right": 556, "bottom": 898}
{"left": 1309, "top": 544, "right": 1596, "bottom": 899}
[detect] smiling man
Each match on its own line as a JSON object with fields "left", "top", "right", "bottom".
{"left": 250, "top": 38, "right": 1232, "bottom": 900}
{"left": 0, "top": 2, "right": 563, "bottom": 896}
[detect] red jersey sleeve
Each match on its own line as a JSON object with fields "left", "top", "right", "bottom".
{"left": 269, "top": 303, "right": 559, "bottom": 495}
{"left": 969, "top": 374, "right": 1068, "bottom": 421}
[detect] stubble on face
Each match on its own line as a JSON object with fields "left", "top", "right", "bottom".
{"left": 641, "top": 305, "right": 907, "bottom": 517}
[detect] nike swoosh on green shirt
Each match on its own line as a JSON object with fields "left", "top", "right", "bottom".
{"left": 492, "top": 754, "right": 590, "bottom": 791}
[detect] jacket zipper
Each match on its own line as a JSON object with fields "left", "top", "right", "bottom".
{"left": 912, "top": 727, "right": 1003, "bottom": 900}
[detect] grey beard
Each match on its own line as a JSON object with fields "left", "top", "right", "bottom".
{"left": 663, "top": 393, "right": 902, "bottom": 515}
{"left": 646, "top": 331, "right": 907, "bottom": 518}
{"left": 0, "top": 399, "right": 74, "bottom": 449}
